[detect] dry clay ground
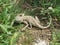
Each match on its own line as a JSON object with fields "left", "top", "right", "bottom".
{"left": 16, "top": 26, "right": 52, "bottom": 45}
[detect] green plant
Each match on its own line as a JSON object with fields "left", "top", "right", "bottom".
{"left": 0, "top": 0, "right": 21, "bottom": 45}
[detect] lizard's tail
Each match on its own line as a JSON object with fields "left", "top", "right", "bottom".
{"left": 36, "top": 15, "right": 52, "bottom": 29}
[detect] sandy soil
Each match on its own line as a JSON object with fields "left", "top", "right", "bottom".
{"left": 17, "top": 27, "right": 52, "bottom": 45}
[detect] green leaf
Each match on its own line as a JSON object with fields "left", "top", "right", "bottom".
{"left": 9, "top": 32, "right": 20, "bottom": 45}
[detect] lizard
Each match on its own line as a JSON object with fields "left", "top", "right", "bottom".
{"left": 15, "top": 13, "right": 52, "bottom": 30}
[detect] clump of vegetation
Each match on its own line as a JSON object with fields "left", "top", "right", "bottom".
{"left": 0, "top": 0, "right": 21, "bottom": 45}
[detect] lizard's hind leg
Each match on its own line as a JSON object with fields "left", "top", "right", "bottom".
{"left": 35, "top": 16, "right": 40, "bottom": 23}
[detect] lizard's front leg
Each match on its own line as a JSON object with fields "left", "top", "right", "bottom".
{"left": 22, "top": 21, "right": 28, "bottom": 31}
{"left": 28, "top": 23, "right": 32, "bottom": 29}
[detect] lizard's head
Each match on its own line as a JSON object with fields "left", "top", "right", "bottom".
{"left": 15, "top": 13, "right": 25, "bottom": 22}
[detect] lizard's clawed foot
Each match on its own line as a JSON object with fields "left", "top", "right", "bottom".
{"left": 21, "top": 28, "right": 26, "bottom": 32}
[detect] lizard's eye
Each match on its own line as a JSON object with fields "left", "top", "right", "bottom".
{"left": 19, "top": 14, "right": 22, "bottom": 16}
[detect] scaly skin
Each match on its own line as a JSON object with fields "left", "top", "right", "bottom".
{"left": 15, "top": 13, "right": 52, "bottom": 30}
